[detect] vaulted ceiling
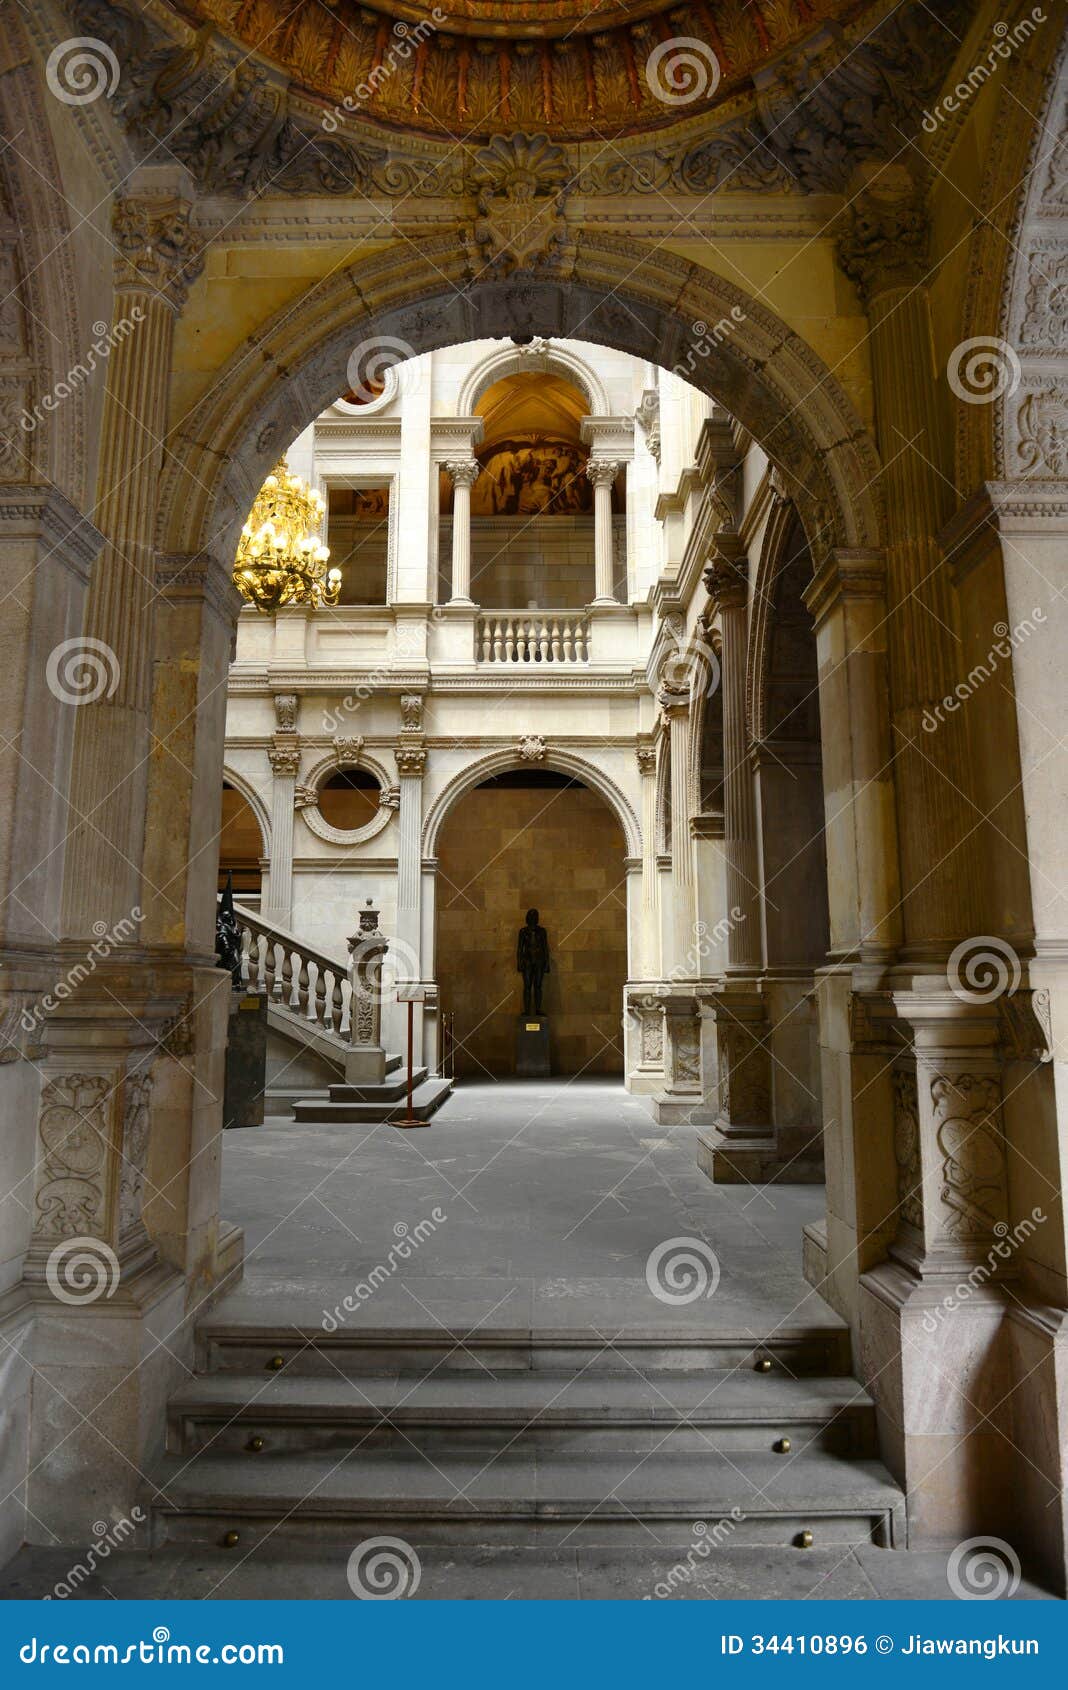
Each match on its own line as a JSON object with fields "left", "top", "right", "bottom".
{"left": 173, "top": 0, "right": 866, "bottom": 141}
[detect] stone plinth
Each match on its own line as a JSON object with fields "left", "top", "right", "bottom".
{"left": 516, "top": 1015, "right": 551, "bottom": 1077}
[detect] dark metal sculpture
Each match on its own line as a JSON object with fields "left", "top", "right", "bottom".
{"left": 215, "top": 869, "right": 243, "bottom": 988}
{"left": 516, "top": 908, "right": 550, "bottom": 1015}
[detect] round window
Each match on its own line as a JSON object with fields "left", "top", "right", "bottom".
{"left": 317, "top": 767, "right": 381, "bottom": 830}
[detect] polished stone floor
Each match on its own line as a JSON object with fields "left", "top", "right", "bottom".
{"left": 207, "top": 1076, "right": 840, "bottom": 1339}
{"left": 0, "top": 1080, "right": 1056, "bottom": 1600}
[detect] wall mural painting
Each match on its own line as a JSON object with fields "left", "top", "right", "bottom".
{"left": 472, "top": 437, "right": 592, "bottom": 517}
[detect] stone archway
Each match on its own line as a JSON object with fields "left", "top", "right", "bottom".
{"left": 157, "top": 237, "right": 884, "bottom": 577}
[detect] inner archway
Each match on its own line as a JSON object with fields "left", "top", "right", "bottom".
{"left": 435, "top": 770, "right": 627, "bottom": 1078}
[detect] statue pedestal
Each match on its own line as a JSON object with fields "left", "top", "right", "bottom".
{"left": 223, "top": 990, "right": 266, "bottom": 1129}
{"left": 516, "top": 1014, "right": 550, "bottom": 1077}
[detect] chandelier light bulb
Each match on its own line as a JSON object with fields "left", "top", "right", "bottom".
{"left": 233, "top": 455, "right": 340, "bottom": 612}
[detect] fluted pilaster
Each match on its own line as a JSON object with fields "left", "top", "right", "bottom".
{"left": 704, "top": 545, "right": 761, "bottom": 971}
{"left": 837, "top": 163, "right": 979, "bottom": 954}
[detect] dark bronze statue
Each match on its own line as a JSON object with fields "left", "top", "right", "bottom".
{"left": 215, "top": 869, "right": 243, "bottom": 988}
{"left": 516, "top": 908, "right": 550, "bottom": 1015}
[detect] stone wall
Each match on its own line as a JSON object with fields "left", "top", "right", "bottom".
{"left": 436, "top": 780, "right": 627, "bottom": 1076}
{"left": 438, "top": 515, "right": 626, "bottom": 607}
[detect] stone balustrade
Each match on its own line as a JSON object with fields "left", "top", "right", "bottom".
{"left": 234, "top": 901, "right": 351, "bottom": 1036}
{"left": 477, "top": 610, "right": 590, "bottom": 664}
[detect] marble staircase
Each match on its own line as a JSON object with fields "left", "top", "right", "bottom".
{"left": 146, "top": 1316, "right": 904, "bottom": 1554}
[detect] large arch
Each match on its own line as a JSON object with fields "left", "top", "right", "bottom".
{"left": 422, "top": 746, "right": 641, "bottom": 861}
{"left": 157, "top": 236, "right": 884, "bottom": 575}
{"left": 455, "top": 339, "right": 611, "bottom": 418}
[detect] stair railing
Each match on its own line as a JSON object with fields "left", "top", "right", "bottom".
{"left": 232, "top": 901, "right": 352, "bottom": 1038}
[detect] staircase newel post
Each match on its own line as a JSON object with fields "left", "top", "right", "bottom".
{"left": 345, "top": 899, "right": 389, "bottom": 1085}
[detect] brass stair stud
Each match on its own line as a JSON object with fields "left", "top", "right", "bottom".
{"left": 266, "top": 1355, "right": 284, "bottom": 1370}
{"left": 222, "top": 1530, "right": 241, "bottom": 1548}
{"left": 756, "top": 1357, "right": 773, "bottom": 1373}
{"left": 774, "top": 1437, "right": 791, "bottom": 1454}
{"left": 246, "top": 1435, "right": 265, "bottom": 1453}
{"left": 795, "top": 1529, "right": 814, "bottom": 1549}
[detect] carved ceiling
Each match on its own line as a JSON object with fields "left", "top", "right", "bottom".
{"left": 64, "top": 0, "right": 974, "bottom": 200}
{"left": 154, "top": 0, "right": 864, "bottom": 142}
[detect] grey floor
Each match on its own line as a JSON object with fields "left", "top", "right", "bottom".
{"left": 0, "top": 1079, "right": 1057, "bottom": 1600}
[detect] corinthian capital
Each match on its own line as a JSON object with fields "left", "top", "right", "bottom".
{"left": 445, "top": 458, "right": 480, "bottom": 489}
{"left": 586, "top": 458, "right": 621, "bottom": 489}
{"left": 702, "top": 540, "right": 748, "bottom": 611}
{"left": 835, "top": 163, "right": 929, "bottom": 309}
{"left": 112, "top": 196, "right": 204, "bottom": 311}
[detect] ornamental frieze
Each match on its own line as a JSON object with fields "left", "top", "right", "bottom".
{"left": 66, "top": 0, "right": 970, "bottom": 200}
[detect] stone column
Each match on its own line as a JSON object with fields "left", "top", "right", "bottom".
{"left": 861, "top": 987, "right": 1012, "bottom": 1543}
{"left": 836, "top": 163, "right": 979, "bottom": 958}
{"left": 699, "top": 542, "right": 773, "bottom": 1180}
{"left": 704, "top": 543, "right": 761, "bottom": 970}
{"left": 139, "top": 550, "right": 246, "bottom": 1296}
{"left": 657, "top": 675, "right": 694, "bottom": 975}
{"left": 395, "top": 697, "right": 427, "bottom": 1062}
{"left": 587, "top": 459, "right": 620, "bottom": 604}
{"left": 62, "top": 193, "right": 203, "bottom": 938}
{"left": 445, "top": 460, "right": 480, "bottom": 605}
{"left": 635, "top": 740, "right": 661, "bottom": 986}
{"left": 346, "top": 900, "right": 389, "bottom": 1085}
{"left": 260, "top": 694, "right": 300, "bottom": 929}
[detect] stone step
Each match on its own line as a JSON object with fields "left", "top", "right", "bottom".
{"left": 145, "top": 1448, "right": 904, "bottom": 1550}
{"left": 197, "top": 1322, "right": 853, "bottom": 1377}
{"left": 167, "top": 1368, "right": 878, "bottom": 1457}
{"left": 326, "top": 1067, "right": 430, "bottom": 1103}
{"left": 291, "top": 1077, "right": 452, "bottom": 1125}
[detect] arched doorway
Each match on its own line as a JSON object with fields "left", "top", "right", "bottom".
{"left": 218, "top": 780, "right": 266, "bottom": 902}
{"left": 435, "top": 769, "right": 628, "bottom": 1078}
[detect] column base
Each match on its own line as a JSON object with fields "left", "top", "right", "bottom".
{"left": 344, "top": 1044, "right": 387, "bottom": 1085}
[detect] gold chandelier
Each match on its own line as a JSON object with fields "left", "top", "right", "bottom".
{"left": 233, "top": 457, "right": 341, "bottom": 612}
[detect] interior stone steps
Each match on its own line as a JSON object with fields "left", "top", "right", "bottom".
{"left": 291, "top": 1076, "right": 452, "bottom": 1125}
{"left": 145, "top": 1447, "right": 904, "bottom": 1550}
{"left": 197, "top": 1322, "right": 853, "bottom": 1377}
{"left": 167, "top": 1368, "right": 879, "bottom": 1457}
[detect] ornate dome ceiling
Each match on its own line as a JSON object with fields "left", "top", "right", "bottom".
{"left": 177, "top": 0, "right": 865, "bottom": 142}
